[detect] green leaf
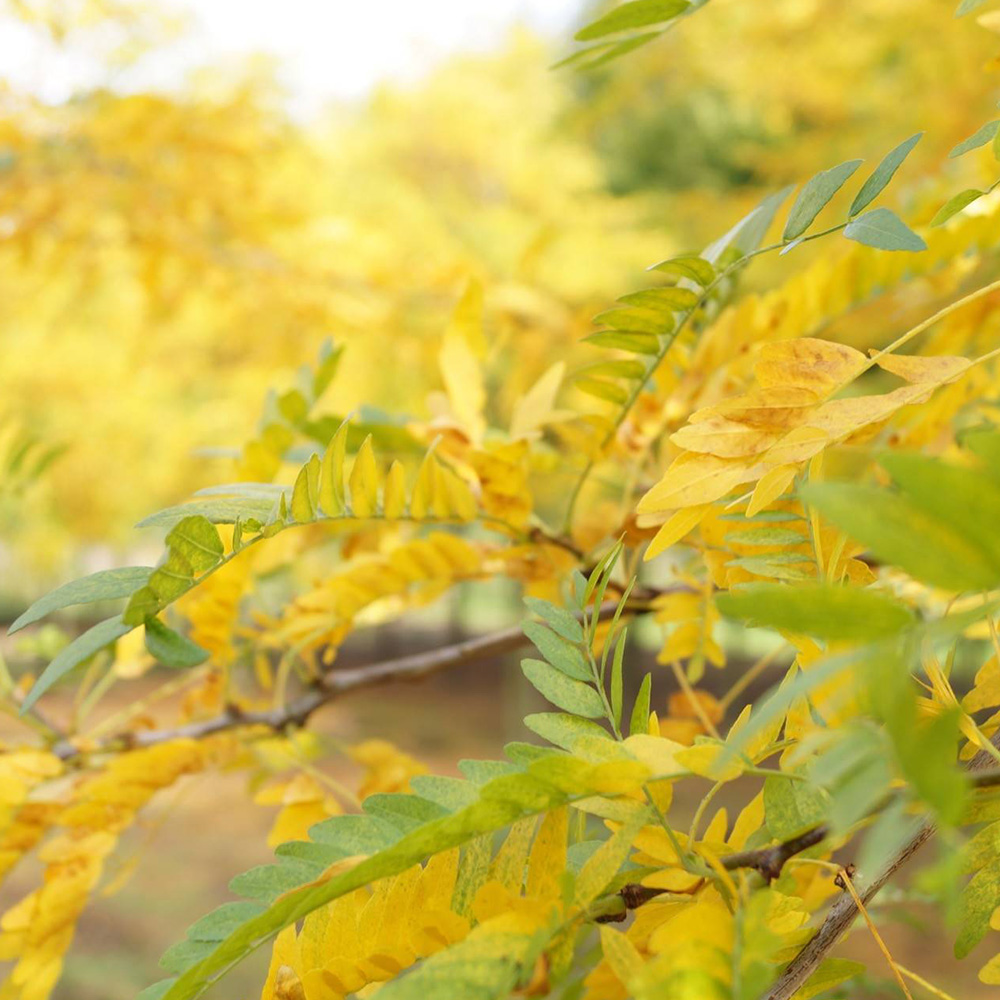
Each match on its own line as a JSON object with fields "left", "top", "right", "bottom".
{"left": 802, "top": 481, "right": 1000, "bottom": 592}
{"left": 165, "top": 517, "right": 224, "bottom": 574}
{"left": 879, "top": 451, "right": 1000, "bottom": 571}
{"left": 578, "top": 359, "right": 647, "bottom": 381}
{"left": 647, "top": 254, "right": 715, "bottom": 286}
{"left": 290, "top": 461, "right": 316, "bottom": 523}
{"left": 22, "top": 617, "right": 131, "bottom": 712}
{"left": 931, "top": 188, "right": 986, "bottom": 227}
{"left": 705, "top": 185, "right": 795, "bottom": 262}
{"left": 583, "top": 330, "right": 660, "bottom": 354}
{"left": 575, "top": 0, "right": 689, "bottom": 41}
{"left": 373, "top": 929, "right": 542, "bottom": 1000}
{"left": 558, "top": 31, "right": 659, "bottom": 70}
{"left": 523, "top": 598, "right": 584, "bottom": 644}
{"left": 194, "top": 483, "right": 287, "bottom": 500}
{"left": 956, "top": 0, "right": 990, "bottom": 13}
{"left": 574, "top": 804, "right": 649, "bottom": 905}
{"left": 137, "top": 499, "right": 275, "bottom": 529}
{"left": 521, "top": 660, "right": 605, "bottom": 718}
{"left": 187, "top": 903, "right": 266, "bottom": 943}
{"left": 962, "top": 425, "right": 1000, "bottom": 471}
{"left": 724, "top": 527, "right": 806, "bottom": 546}
{"left": 899, "top": 709, "right": 967, "bottom": 825}
{"left": 523, "top": 713, "right": 612, "bottom": 752}
{"left": 794, "top": 959, "right": 866, "bottom": 1000}
{"left": 122, "top": 586, "right": 164, "bottom": 627}
{"left": 277, "top": 389, "right": 308, "bottom": 426}
{"left": 311, "top": 340, "right": 343, "bottom": 400}
{"left": 161, "top": 940, "right": 216, "bottom": 975}
{"left": 593, "top": 306, "right": 672, "bottom": 335}
{"left": 122, "top": 551, "right": 198, "bottom": 626}
{"left": 963, "top": 821, "right": 1000, "bottom": 876}
{"left": 610, "top": 631, "right": 626, "bottom": 732}
{"left": 956, "top": 858, "right": 1000, "bottom": 958}
{"left": 849, "top": 133, "right": 922, "bottom": 216}
{"left": 137, "top": 980, "right": 175, "bottom": 1000}
{"left": 153, "top": 753, "right": 638, "bottom": 999}
{"left": 618, "top": 287, "right": 699, "bottom": 312}
{"left": 575, "top": 378, "right": 629, "bottom": 405}
{"left": 629, "top": 673, "right": 652, "bottom": 737}
{"left": 725, "top": 554, "right": 814, "bottom": 581}
{"left": 949, "top": 119, "right": 999, "bottom": 158}
{"left": 364, "top": 794, "right": 449, "bottom": 832}
{"left": 857, "top": 799, "right": 919, "bottom": 882}
{"left": 457, "top": 760, "right": 521, "bottom": 785}
{"left": 716, "top": 582, "right": 914, "bottom": 640}
{"left": 9, "top": 566, "right": 152, "bottom": 634}
{"left": 783, "top": 159, "right": 863, "bottom": 240}
{"left": 522, "top": 630, "right": 591, "bottom": 683}
{"left": 144, "top": 617, "right": 210, "bottom": 669}
{"left": 763, "top": 773, "right": 827, "bottom": 840}
{"left": 843, "top": 207, "right": 926, "bottom": 252}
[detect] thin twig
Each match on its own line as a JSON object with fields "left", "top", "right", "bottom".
{"left": 763, "top": 729, "right": 1000, "bottom": 1000}
{"left": 52, "top": 595, "right": 668, "bottom": 760}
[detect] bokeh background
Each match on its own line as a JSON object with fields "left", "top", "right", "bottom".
{"left": 2, "top": 1, "right": 1000, "bottom": 996}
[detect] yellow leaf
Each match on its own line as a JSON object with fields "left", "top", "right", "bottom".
{"left": 761, "top": 425, "right": 828, "bottom": 466}
{"left": 728, "top": 791, "right": 765, "bottom": 850}
{"left": 510, "top": 362, "right": 572, "bottom": 440}
{"left": 747, "top": 464, "right": 797, "bottom": 516}
{"left": 383, "top": 460, "right": 407, "bottom": 519}
{"left": 651, "top": 591, "right": 703, "bottom": 622}
{"left": 439, "top": 466, "right": 477, "bottom": 521}
{"left": 674, "top": 742, "right": 745, "bottom": 782}
{"left": 440, "top": 282, "right": 486, "bottom": 440}
{"left": 704, "top": 386, "right": 820, "bottom": 429}
{"left": 599, "top": 926, "right": 644, "bottom": 989}
{"left": 291, "top": 460, "right": 317, "bottom": 523}
{"left": 410, "top": 451, "right": 438, "bottom": 521}
{"left": 490, "top": 818, "right": 538, "bottom": 893}
{"left": 622, "top": 734, "right": 687, "bottom": 776}
{"left": 644, "top": 505, "right": 710, "bottom": 560}
{"left": 874, "top": 352, "right": 972, "bottom": 384}
{"left": 638, "top": 453, "right": 756, "bottom": 513}
{"left": 448, "top": 277, "right": 486, "bottom": 356}
{"left": 526, "top": 807, "right": 567, "bottom": 901}
{"left": 348, "top": 435, "right": 379, "bottom": 517}
{"left": 647, "top": 895, "right": 734, "bottom": 956}
{"left": 980, "top": 951, "right": 1000, "bottom": 985}
{"left": 320, "top": 421, "right": 349, "bottom": 516}
{"left": 754, "top": 338, "right": 866, "bottom": 394}
{"left": 670, "top": 415, "right": 782, "bottom": 458}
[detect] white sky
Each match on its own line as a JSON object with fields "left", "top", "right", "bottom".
{"left": 0, "top": 0, "right": 583, "bottom": 112}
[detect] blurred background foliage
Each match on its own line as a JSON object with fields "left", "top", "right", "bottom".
{"left": 2, "top": 0, "right": 1000, "bottom": 601}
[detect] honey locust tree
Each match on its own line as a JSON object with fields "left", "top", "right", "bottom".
{"left": 6, "top": 2, "right": 1000, "bottom": 999}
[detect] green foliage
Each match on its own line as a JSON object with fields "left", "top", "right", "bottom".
{"left": 843, "top": 207, "right": 927, "bottom": 251}
{"left": 782, "top": 160, "right": 863, "bottom": 240}
{"left": 10, "top": 7, "right": 1000, "bottom": 1000}
{"left": 21, "top": 616, "right": 131, "bottom": 711}
{"left": 949, "top": 119, "right": 1000, "bottom": 157}
{"left": 8, "top": 566, "right": 152, "bottom": 634}
{"left": 848, "top": 133, "right": 922, "bottom": 216}
{"left": 715, "top": 582, "right": 915, "bottom": 640}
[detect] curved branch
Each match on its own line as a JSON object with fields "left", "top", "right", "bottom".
{"left": 53, "top": 594, "right": 666, "bottom": 760}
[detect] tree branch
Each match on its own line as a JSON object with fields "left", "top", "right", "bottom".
{"left": 53, "top": 595, "right": 662, "bottom": 760}
{"left": 598, "top": 765, "right": 1000, "bottom": 930}
{"left": 763, "top": 729, "right": 1000, "bottom": 1000}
